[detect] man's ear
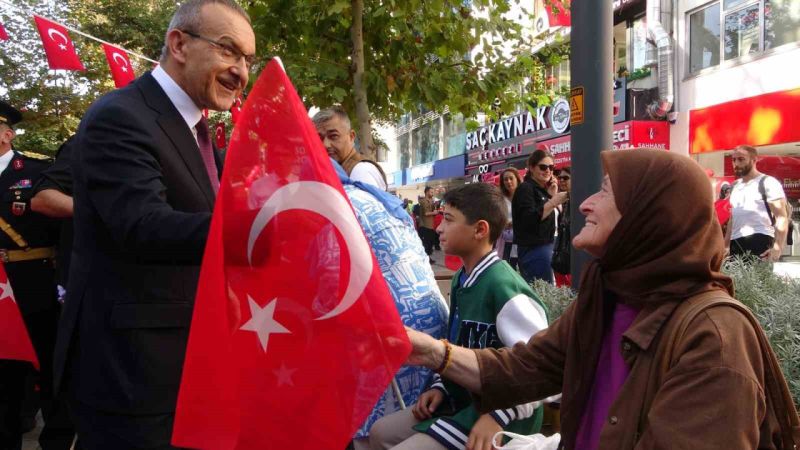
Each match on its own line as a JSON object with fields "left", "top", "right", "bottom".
{"left": 165, "top": 29, "right": 190, "bottom": 64}
{"left": 349, "top": 128, "right": 356, "bottom": 143}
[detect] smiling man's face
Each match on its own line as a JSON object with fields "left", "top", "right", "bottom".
{"left": 179, "top": 3, "right": 255, "bottom": 111}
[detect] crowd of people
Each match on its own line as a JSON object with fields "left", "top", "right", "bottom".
{"left": 0, "top": 0, "right": 798, "bottom": 449}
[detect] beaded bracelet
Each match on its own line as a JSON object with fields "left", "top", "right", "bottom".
{"left": 435, "top": 339, "right": 453, "bottom": 375}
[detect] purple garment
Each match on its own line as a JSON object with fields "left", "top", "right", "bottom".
{"left": 574, "top": 303, "right": 640, "bottom": 450}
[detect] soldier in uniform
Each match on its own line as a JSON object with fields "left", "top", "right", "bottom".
{"left": 0, "top": 100, "right": 61, "bottom": 450}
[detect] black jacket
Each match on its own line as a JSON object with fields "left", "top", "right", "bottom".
{"left": 511, "top": 178, "right": 555, "bottom": 246}
{"left": 53, "top": 72, "right": 220, "bottom": 415}
{"left": 0, "top": 151, "right": 60, "bottom": 316}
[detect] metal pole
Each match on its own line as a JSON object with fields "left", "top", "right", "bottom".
{"left": 569, "top": 0, "right": 613, "bottom": 289}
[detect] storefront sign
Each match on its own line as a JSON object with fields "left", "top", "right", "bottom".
{"left": 724, "top": 154, "right": 800, "bottom": 199}
{"left": 465, "top": 100, "right": 571, "bottom": 166}
{"left": 613, "top": 78, "right": 627, "bottom": 123}
{"left": 409, "top": 163, "right": 434, "bottom": 183}
{"left": 537, "top": 120, "right": 670, "bottom": 169}
{"left": 689, "top": 87, "right": 800, "bottom": 154}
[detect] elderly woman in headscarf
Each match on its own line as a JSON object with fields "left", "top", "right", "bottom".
{"left": 403, "top": 149, "right": 799, "bottom": 449}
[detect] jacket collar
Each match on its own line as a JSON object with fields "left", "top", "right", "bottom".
{"left": 136, "top": 72, "right": 216, "bottom": 209}
{"left": 462, "top": 251, "right": 501, "bottom": 288}
{"left": 622, "top": 300, "right": 681, "bottom": 351}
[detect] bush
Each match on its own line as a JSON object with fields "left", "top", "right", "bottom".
{"left": 531, "top": 258, "right": 800, "bottom": 407}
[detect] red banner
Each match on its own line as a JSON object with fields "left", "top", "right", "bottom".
{"left": 0, "top": 21, "right": 8, "bottom": 41}
{"left": 172, "top": 60, "right": 410, "bottom": 450}
{"left": 102, "top": 44, "right": 135, "bottom": 88}
{"left": 0, "top": 262, "right": 39, "bottom": 369}
{"left": 545, "top": 0, "right": 571, "bottom": 27}
{"left": 690, "top": 87, "right": 800, "bottom": 154}
{"left": 33, "top": 16, "right": 85, "bottom": 71}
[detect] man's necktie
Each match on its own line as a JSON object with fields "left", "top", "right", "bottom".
{"left": 195, "top": 116, "right": 220, "bottom": 195}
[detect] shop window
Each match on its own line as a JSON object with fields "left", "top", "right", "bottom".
{"left": 412, "top": 119, "right": 440, "bottom": 165}
{"left": 614, "top": 22, "right": 628, "bottom": 74}
{"left": 689, "top": 3, "right": 722, "bottom": 73}
{"left": 545, "top": 59, "right": 570, "bottom": 90}
{"left": 689, "top": 0, "right": 800, "bottom": 75}
{"left": 398, "top": 132, "right": 411, "bottom": 170}
{"left": 630, "top": 16, "right": 649, "bottom": 71}
{"left": 765, "top": 0, "right": 800, "bottom": 49}
{"left": 444, "top": 114, "right": 467, "bottom": 157}
{"left": 724, "top": 3, "right": 761, "bottom": 60}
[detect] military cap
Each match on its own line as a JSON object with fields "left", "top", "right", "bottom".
{"left": 0, "top": 100, "right": 22, "bottom": 127}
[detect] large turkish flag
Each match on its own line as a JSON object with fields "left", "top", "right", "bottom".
{"left": 0, "top": 262, "right": 39, "bottom": 370}
{"left": 102, "top": 44, "right": 135, "bottom": 88}
{"left": 172, "top": 59, "right": 411, "bottom": 450}
{"left": 33, "top": 16, "right": 85, "bottom": 71}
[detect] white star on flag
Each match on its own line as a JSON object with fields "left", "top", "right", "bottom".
{"left": 273, "top": 363, "right": 297, "bottom": 387}
{"left": 58, "top": 43, "right": 67, "bottom": 51}
{"left": 121, "top": 66, "right": 128, "bottom": 73}
{"left": 0, "top": 281, "right": 15, "bottom": 303}
{"left": 239, "top": 296, "right": 290, "bottom": 352}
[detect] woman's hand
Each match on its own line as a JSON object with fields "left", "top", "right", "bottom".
{"left": 546, "top": 176, "right": 558, "bottom": 197}
{"left": 411, "top": 389, "right": 445, "bottom": 420}
{"left": 466, "top": 414, "right": 503, "bottom": 450}
{"left": 405, "top": 327, "right": 445, "bottom": 369}
{"left": 551, "top": 191, "right": 569, "bottom": 206}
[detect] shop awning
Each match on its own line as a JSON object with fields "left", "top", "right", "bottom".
{"left": 689, "top": 87, "right": 800, "bottom": 154}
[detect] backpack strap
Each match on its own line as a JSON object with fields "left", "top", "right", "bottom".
{"left": 758, "top": 175, "right": 777, "bottom": 226}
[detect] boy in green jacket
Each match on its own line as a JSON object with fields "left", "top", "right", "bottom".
{"left": 368, "top": 183, "right": 549, "bottom": 450}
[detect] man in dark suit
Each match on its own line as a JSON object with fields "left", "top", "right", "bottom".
{"left": 52, "top": 1, "right": 255, "bottom": 448}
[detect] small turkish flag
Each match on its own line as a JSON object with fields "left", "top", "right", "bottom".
{"left": 172, "top": 59, "right": 410, "bottom": 450}
{"left": 0, "top": 21, "right": 8, "bottom": 41}
{"left": 545, "top": 0, "right": 571, "bottom": 27}
{"left": 215, "top": 122, "right": 226, "bottom": 149}
{"left": 33, "top": 16, "right": 85, "bottom": 71}
{"left": 0, "top": 262, "right": 39, "bottom": 370}
{"left": 230, "top": 97, "right": 243, "bottom": 124}
{"left": 102, "top": 44, "right": 135, "bottom": 88}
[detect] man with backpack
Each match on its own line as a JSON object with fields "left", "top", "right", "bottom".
{"left": 725, "top": 145, "right": 792, "bottom": 262}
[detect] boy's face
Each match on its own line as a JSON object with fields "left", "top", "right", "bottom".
{"left": 437, "top": 204, "right": 480, "bottom": 256}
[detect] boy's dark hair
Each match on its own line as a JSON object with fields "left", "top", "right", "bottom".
{"left": 442, "top": 183, "right": 507, "bottom": 244}
{"left": 424, "top": 186, "right": 432, "bottom": 194}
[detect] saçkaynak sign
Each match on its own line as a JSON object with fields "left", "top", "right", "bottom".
{"left": 465, "top": 99, "right": 570, "bottom": 153}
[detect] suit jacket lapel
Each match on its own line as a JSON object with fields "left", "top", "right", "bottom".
{"left": 136, "top": 73, "right": 215, "bottom": 209}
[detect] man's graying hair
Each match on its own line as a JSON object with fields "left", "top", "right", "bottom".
{"left": 160, "top": 0, "right": 251, "bottom": 61}
{"left": 312, "top": 107, "right": 352, "bottom": 131}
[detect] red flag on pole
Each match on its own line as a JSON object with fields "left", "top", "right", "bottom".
{"left": 545, "top": 0, "right": 571, "bottom": 27}
{"left": 0, "top": 21, "right": 8, "bottom": 41}
{"left": 172, "top": 59, "right": 410, "bottom": 450}
{"left": 214, "top": 122, "right": 227, "bottom": 149}
{"left": 33, "top": 16, "right": 85, "bottom": 71}
{"left": 0, "top": 263, "right": 39, "bottom": 370}
{"left": 230, "top": 97, "right": 243, "bottom": 124}
{"left": 102, "top": 44, "right": 135, "bottom": 88}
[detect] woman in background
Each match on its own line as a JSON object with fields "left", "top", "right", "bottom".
{"left": 497, "top": 167, "right": 522, "bottom": 269}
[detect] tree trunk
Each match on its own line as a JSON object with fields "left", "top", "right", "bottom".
{"left": 349, "top": 0, "right": 376, "bottom": 160}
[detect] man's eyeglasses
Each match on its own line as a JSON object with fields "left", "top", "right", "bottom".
{"left": 180, "top": 30, "right": 255, "bottom": 69}
{"left": 557, "top": 175, "right": 571, "bottom": 181}
{"left": 537, "top": 164, "right": 555, "bottom": 172}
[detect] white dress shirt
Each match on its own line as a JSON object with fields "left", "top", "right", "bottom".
{"left": 0, "top": 150, "right": 15, "bottom": 174}
{"left": 151, "top": 66, "right": 203, "bottom": 143}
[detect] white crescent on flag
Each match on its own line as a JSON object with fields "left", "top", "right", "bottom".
{"left": 47, "top": 28, "right": 69, "bottom": 45}
{"left": 247, "top": 181, "right": 373, "bottom": 321}
{"left": 112, "top": 52, "right": 128, "bottom": 68}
